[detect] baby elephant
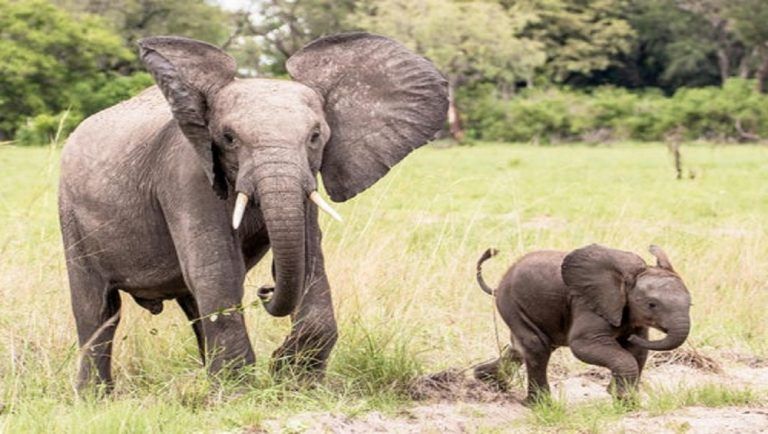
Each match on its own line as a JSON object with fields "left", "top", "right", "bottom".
{"left": 474, "top": 244, "right": 691, "bottom": 403}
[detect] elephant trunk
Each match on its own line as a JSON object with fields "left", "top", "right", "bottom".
{"left": 237, "top": 157, "right": 308, "bottom": 318}
{"left": 628, "top": 314, "right": 690, "bottom": 351}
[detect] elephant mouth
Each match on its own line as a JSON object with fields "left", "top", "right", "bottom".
{"left": 232, "top": 190, "right": 341, "bottom": 230}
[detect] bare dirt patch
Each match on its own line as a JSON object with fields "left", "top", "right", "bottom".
{"left": 256, "top": 402, "right": 528, "bottom": 434}
{"left": 615, "top": 407, "right": 768, "bottom": 433}
{"left": 256, "top": 351, "right": 768, "bottom": 433}
{"left": 407, "top": 368, "right": 518, "bottom": 403}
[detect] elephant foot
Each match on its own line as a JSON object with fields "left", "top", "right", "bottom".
{"left": 270, "top": 323, "right": 338, "bottom": 384}
{"left": 473, "top": 362, "right": 509, "bottom": 392}
{"left": 522, "top": 389, "right": 551, "bottom": 407}
{"left": 75, "top": 379, "right": 115, "bottom": 400}
{"left": 270, "top": 346, "right": 328, "bottom": 385}
{"left": 608, "top": 375, "right": 640, "bottom": 405}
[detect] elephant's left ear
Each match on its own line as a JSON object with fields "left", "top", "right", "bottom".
{"left": 562, "top": 244, "right": 647, "bottom": 327}
{"left": 287, "top": 32, "right": 449, "bottom": 202}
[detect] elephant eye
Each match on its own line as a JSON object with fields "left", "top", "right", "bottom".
{"left": 223, "top": 132, "right": 235, "bottom": 145}
{"left": 309, "top": 129, "right": 321, "bottom": 144}
{"left": 648, "top": 302, "right": 657, "bottom": 309}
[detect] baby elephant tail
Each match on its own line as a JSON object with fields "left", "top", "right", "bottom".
{"left": 476, "top": 248, "right": 499, "bottom": 295}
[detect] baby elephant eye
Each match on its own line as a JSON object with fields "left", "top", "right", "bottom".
{"left": 648, "top": 302, "right": 657, "bottom": 309}
{"left": 310, "top": 129, "right": 321, "bottom": 143}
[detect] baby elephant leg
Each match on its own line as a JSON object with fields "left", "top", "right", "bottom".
{"left": 621, "top": 328, "right": 649, "bottom": 379}
{"left": 520, "top": 337, "right": 553, "bottom": 405}
{"left": 570, "top": 335, "right": 640, "bottom": 400}
{"left": 474, "top": 344, "right": 523, "bottom": 390}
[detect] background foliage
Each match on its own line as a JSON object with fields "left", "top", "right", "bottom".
{"left": 3, "top": 0, "right": 768, "bottom": 143}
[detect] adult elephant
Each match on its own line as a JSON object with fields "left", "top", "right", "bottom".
{"left": 59, "top": 33, "right": 448, "bottom": 391}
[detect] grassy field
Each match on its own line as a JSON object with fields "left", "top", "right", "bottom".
{"left": 0, "top": 142, "right": 766, "bottom": 432}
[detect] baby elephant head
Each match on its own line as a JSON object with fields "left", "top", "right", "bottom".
{"left": 562, "top": 244, "right": 692, "bottom": 351}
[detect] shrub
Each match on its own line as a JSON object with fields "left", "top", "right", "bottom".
{"left": 14, "top": 72, "right": 153, "bottom": 146}
{"left": 461, "top": 79, "right": 768, "bottom": 143}
{"left": 0, "top": 0, "right": 131, "bottom": 138}
{"left": 15, "top": 111, "right": 83, "bottom": 146}
{"left": 72, "top": 72, "right": 154, "bottom": 117}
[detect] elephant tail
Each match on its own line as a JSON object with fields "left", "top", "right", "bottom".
{"left": 476, "top": 248, "right": 499, "bottom": 296}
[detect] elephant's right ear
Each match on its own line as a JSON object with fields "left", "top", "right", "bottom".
{"left": 138, "top": 36, "right": 236, "bottom": 197}
{"left": 649, "top": 245, "right": 675, "bottom": 272}
{"left": 561, "top": 244, "right": 647, "bottom": 327}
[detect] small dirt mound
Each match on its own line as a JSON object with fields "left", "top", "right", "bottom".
{"left": 408, "top": 369, "right": 518, "bottom": 403}
{"left": 723, "top": 351, "right": 768, "bottom": 368}
{"left": 648, "top": 347, "right": 722, "bottom": 373}
{"left": 577, "top": 367, "right": 611, "bottom": 381}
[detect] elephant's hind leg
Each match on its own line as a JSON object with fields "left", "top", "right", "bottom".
{"left": 473, "top": 344, "right": 523, "bottom": 391}
{"left": 71, "top": 278, "right": 122, "bottom": 393}
{"left": 519, "top": 335, "right": 553, "bottom": 405}
{"left": 177, "top": 294, "right": 205, "bottom": 365}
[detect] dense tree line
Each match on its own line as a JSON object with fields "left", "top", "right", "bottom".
{"left": 2, "top": 0, "right": 768, "bottom": 143}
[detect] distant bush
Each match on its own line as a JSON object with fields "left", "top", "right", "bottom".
{"left": 72, "top": 72, "right": 154, "bottom": 116}
{"left": 14, "top": 72, "right": 153, "bottom": 146}
{"left": 15, "top": 111, "right": 83, "bottom": 146}
{"left": 0, "top": 0, "right": 132, "bottom": 139}
{"left": 462, "top": 79, "right": 768, "bottom": 143}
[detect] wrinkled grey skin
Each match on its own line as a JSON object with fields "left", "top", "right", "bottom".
{"left": 474, "top": 244, "right": 691, "bottom": 403}
{"left": 59, "top": 33, "right": 448, "bottom": 391}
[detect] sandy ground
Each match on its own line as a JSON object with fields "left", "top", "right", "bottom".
{"left": 251, "top": 349, "right": 768, "bottom": 433}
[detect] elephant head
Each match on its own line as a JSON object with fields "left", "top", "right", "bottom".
{"left": 138, "top": 34, "right": 448, "bottom": 317}
{"left": 561, "top": 244, "right": 692, "bottom": 351}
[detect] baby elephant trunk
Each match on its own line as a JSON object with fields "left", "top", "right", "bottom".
{"left": 628, "top": 313, "right": 690, "bottom": 351}
{"left": 476, "top": 248, "right": 499, "bottom": 296}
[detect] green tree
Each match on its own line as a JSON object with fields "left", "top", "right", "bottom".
{"left": 56, "top": 0, "right": 232, "bottom": 48}
{"left": 727, "top": 0, "right": 768, "bottom": 92}
{"left": 606, "top": 0, "right": 722, "bottom": 90}
{"left": 672, "top": 0, "right": 748, "bottom": 85}
{"left": 353, "top": 0, "right": 545, "bottom": 141}
{"left": 512, "top": 0, "right": 636, "bottom": 84}
{"left": 0, "top": 0, "right": 132, "bottom": 138}
{"left": 232, "top": 0, "right": 357, "bottom": 75}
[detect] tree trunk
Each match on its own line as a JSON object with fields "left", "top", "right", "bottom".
{"left": 447, "top": 83, "right": 465, "bottom": 143}
{"left": 756, "top": 46, "right": 768, "bottom": 94}
{"left": 716, "top": 48, "right": 730, "bottom": 85}
{"left": 738, "top": 50, "right": 753, "bottom": 79}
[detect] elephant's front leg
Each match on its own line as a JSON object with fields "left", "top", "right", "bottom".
{"left": 621, "top": 327, "right": 649, "bottom": 379}
{"left": 570, "top": 332, "right": 640, "bottom": 400}
{"left": 164, "top": 195, "right": 255, "bottom": 375}
{"left": 181, "top": 243, "right": 255, "bottom": 374}
{"left": 271, "top": 207, "right": 338, "bottom": 380}
{"left": 197, "top": 289, "right": 255, "bottom": 374}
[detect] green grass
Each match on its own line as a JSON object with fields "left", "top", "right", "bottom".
{"left": 1, "top": 141, "right": 767, "bottom": 432}
{"left": 526, "top": 383, "right": 766, "bottom": 433}
{"left": 528, "top": 396, "right": 633, "bottom": 433}
{"left": 645, "top": 383, "right": 765, "bottom": 415}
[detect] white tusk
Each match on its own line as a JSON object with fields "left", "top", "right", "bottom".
{"left": 232, "top": 192, "right": 249, "bottom": 230}
{"left": 309, "top": 191, "right": 343, "bottom": 222}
